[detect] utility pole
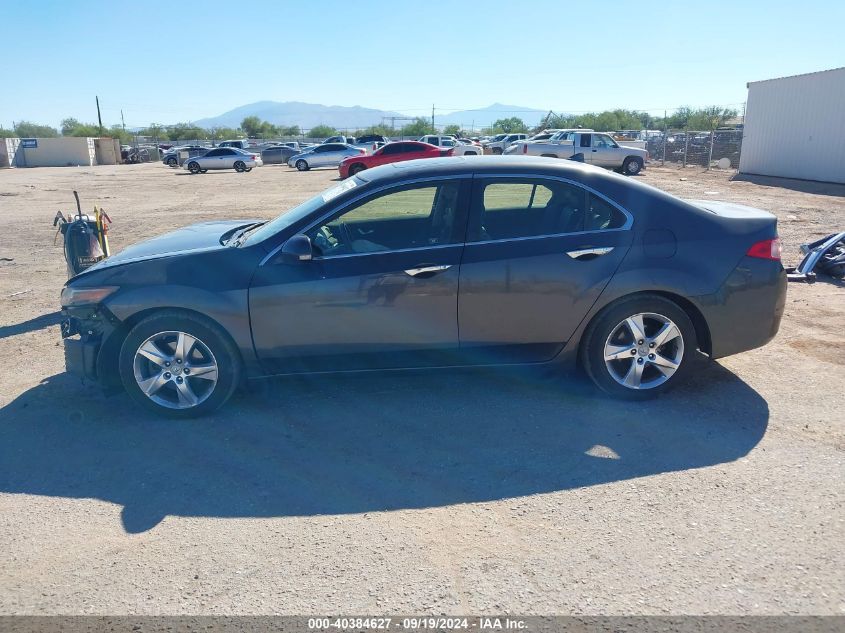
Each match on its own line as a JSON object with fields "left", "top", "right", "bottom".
{"left": 121, "top": 110, "right": 126, "bottom": 132}
{"left": 431, "top": 104, "right": 435, "bottom": 132}
{"left": 96, "top": 96, "right": 103, "bottom": 136}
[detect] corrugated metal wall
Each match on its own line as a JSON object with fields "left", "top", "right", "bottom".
{"left": 739, "top": 67, "right": 845, "bottom": 184}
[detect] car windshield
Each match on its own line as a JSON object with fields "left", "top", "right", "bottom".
{"left": 241, "top": 177, "right": 363, "bottom": 246}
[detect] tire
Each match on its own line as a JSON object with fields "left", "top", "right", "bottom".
{"left": 580, "top": 294, "right": 697, "bottom": 400}
{"left": 118, "top": 310, "right": 242, "bottom": 418}
{"left": 622, "top": 157, "right": 643, "bottom": 175}
{"left": 244, "top": 167, "right": 252, "bottom": 172}
{"left": 295, "top": 159, "right": 309, "bottom": 171}
{"left": 187, "top": 161, "right": 200, "bottom": 174}
{"left": 465, "top": 151, "right": 478, "bottom": 156}
{"left": 492, "top": 147, "right": 503, "bottom": 155}
{"left": 541, "top": 154, "right": 557, "bottom": 158}
{"left": 234, "top": 160, "right": 246, "bottom": 172}
{"left": 348, "top": 163, "right": 366, "bottom": 176}
{"left": 166, "top": 157, "right": 177, "bottom": 167}
{"left": 200, "top": 169, "right": 208, "bottom": 173}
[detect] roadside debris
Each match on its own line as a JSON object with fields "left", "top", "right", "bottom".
{"left": 786, "top": 231, "right": 845, "bottom": 282}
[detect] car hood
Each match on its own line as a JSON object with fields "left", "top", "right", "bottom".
{"left": 75, "top": 219, "right": 260, "bottom": 276}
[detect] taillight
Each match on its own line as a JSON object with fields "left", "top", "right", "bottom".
{"left": 359, "top": 149, "right": 366, "bottom": 154}
{"left": 747, "top": 238, "right": 781, "bottom": 260}
{"left": 251, "top": 155, "right": 257, "bottom": 160}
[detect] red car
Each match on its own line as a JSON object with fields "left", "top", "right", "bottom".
{"left": 338, "top": 141, "right": 452, "bottom": 179}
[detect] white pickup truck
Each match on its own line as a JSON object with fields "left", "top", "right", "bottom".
{"left": 418, "top": 135, "right": 482, "bottom": 156}
{"left": 505, "top": 130, "right": 648, "bottom": 175}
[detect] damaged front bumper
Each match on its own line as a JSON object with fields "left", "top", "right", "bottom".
{"left": 60, "top": 306, "right": 119, "bottom": 382}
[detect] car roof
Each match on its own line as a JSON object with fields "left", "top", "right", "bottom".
{"left": 357, "top": 155, "right": 606, "bottom": 183}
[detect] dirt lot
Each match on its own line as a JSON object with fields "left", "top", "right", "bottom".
{"left": 0, "top": 162, "right": 843, "bottom": 615}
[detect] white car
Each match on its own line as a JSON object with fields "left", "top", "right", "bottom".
{"left": 183, "top": 147, "right": 263, "bottom": 174}
{"left": 418, "top": 135, "right": 482, "bottom": 156}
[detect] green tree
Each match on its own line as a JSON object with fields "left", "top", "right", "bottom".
{"left": 167, "top": 123, "right": 208, "bottom": 141}
{"left": 0, "top": 127, "right": 16, "bottom": 138}
{"left": 14, "top": 121, "right": 59, "bottom": 138}
{"left": 491, "top": 117, "right": 527, "bottom": 133}
{"left": 443, "top": 124, "right": 461, "bottom": 137}
{"left": 279, "top": 125, "right": 300, "bottom": 136}
{"left": 138, "top": 123, "right": 169, "bottom": 140}
{"left": 398, "top": 118, "right": 432, "bottom": 137}
{"left": 689, "top": 106, "right": 738, "bottom": 131}
{"left": 355, "top": 124, "right": 393, "bottom": 137}
{"left": 208, "top": 127, "right": 242, "bottom": 140}
{"left": 309, "top": 124, "right": 338, "bottom": 138}
{"left": 240, "top": 116, "right": 264, "bottom": 137}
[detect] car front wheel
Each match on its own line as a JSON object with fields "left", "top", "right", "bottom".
{"left": 581, "top": 295, "right": 697, "bottom": 399}
{"left": 295, "top": 159, "right": 309, "bottom": 171}
{"left": 119, "top": 311, "right": 241, "bottom": 417}
{"left": 234, "top": 160, "right": 246, "bottom": 172}
{"left": 187, "top": 161, "right": 201, "bottom": 174}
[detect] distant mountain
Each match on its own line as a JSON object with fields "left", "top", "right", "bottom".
{"left": 192, "top": 101, "right": 405, "bottom": 131}
{"left": 189, "top": 101, "right": 549, "bottom": 132}
{"left": 434, "top": 103, "right": 548, "bottom": 129}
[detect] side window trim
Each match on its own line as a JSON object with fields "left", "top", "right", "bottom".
{"left": 466, "top": 173, "right": 633, "bottom": 245}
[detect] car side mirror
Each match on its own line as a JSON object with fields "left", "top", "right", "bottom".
{"left": 280, "top": 234, "right": 313, "bottom": 263}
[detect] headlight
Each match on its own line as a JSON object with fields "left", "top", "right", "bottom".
{"left": 61, "top": 286, "right": 119, "bottom": 308}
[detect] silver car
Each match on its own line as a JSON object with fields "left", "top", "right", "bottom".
{"left": 183, "top": 147, "right": 263, "bottom": 174}
{"left": 287, "top": 143, "right": 365, "bottom": 171}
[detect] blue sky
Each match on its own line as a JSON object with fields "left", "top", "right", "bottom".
{"left": 2, "top": 0, "right": 842, "bottom": 128}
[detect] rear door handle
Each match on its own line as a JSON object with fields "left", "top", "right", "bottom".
{"left": 404, "top": 264, "right": 451, "bottom": 278}
{"left": 566, "top": 247, "right": 614, "bottom": 260}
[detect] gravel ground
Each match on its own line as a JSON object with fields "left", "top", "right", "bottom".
{"left": 0, "top": 161, "right": 842, "bottom": 615}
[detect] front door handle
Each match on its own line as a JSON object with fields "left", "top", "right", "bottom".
{"left": 404, "top": 264, "right": 451, "bottom": 278}
{"left": 566, "top": 247, "right": 614, "bottom": 260}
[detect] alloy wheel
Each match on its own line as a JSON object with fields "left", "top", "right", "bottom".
{"left": 132, "top": 331, "right": 219, "bottom": 409}
{"left": 603, "top": 312, "right": 684, "bottom": 390}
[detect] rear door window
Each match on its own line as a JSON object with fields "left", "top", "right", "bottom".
{"left": 472, "top": 180, "right": 588, "bottom": 241}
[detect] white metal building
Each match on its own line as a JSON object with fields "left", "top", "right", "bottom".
{"left": 739, "top": 67, "right": 845, "bottom": 184}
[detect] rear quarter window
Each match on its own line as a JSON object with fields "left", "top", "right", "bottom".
{"left": 587, "top": 193, "right": 627, "bottom": 230}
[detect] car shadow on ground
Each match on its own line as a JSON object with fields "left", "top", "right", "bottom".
{"left": 0, "top": 362, "right": 768, "bottom": 533}
{"left": 0, "top": 311, "right": 62, "bottom": 339}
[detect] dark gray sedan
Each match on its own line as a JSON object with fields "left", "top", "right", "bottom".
{"left": 260, "top": 145, "right": 298, "bottom": 165}
{"left": 60, "top": 157, "right": 786, "bottom": 416}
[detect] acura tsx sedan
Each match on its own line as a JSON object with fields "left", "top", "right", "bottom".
{"left": 60, "top": 156, "right": 786, "bottom": 417}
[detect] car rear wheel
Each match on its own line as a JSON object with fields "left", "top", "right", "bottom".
{"left": 119, "top": 311, "right": 241, "bottom": 418}
{"left": 187, "top": 161, "right": 201, "bottom": 174}
{"left": 234, "top": 160, "right": 246, "bottom": 172}
{"left": 296, "top": 159, "right": 309, "bottom": 171}
{"left": 581, "top": 295, "right": 697, "bottom": 399}
{"left": 623, "top": 157, "right": 643, "bottom": 175}
{"left": 349, "top": 163, "right": 366, "bottom": 176}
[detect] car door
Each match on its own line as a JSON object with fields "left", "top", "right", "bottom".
{"left": 457, "top": 176, "right": 634, "bottom": 364}
{"left": 248, "top": 178, "right": 471, "bottom": 373}
{"left": 591, "top": 133, "right": 620, "bottom": 167}
{"left": 208, "top": 148, "right": 236, "bottom": 169}
{"left": 262, "top": 148, "right": 280, "bottom": 164}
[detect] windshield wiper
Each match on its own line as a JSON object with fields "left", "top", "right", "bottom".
{"left": 227, "top": 222, "right": 266, "bottom": 247}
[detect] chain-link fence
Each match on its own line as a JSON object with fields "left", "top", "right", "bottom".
{"left": 646, "top": 129, "right": 743, "bottom": 168}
